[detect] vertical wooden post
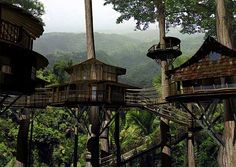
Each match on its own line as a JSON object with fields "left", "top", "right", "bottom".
{"left": 28, "top": 110, "right": 34, "bottom": 167}
{"left": 16, "top": 110, "right": 30, "bottom": 167}
{"left": 100, "top": 111, "right": 110, "bottom": 158}
{"left": 86, "top": 107, "right": 100, "bottom": 167}
{"left": 187, "top": 104, "right": 195, "bottom": 167}
{"left": 156, "top": 1, "right": 171, "bottom": 166}
{"left": 73, "top": 108, "right": 79, "bottom": 167}
{"left": 115, "top": 111, "right": 121, "bottom": 166}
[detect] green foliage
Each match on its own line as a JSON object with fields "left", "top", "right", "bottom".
{"left": 104, "top": 0, "right": 236, "bottom": 39}
{"left": 173, "top": 55, "right": 191, "bottom": 68}
{"left": 53, "top": 60, "right": 73, "bottom": 84}
{"left": 172, "top": 140, "right": 186, "bottom": 166}
{"left": 118, "top": 109, "right": 160, "bottom": 153}
{"left": 0, "top": 118, "right": 17, "bottom": 166}
{"left": 34, "top": 32, "right": 204, "bottom": 87}
{"left": 37, "top": 59, "right": 73, "bottom": 85}
{"left": 104, "top": 0, "right": 156, "bottom": 30}
{"left": 125, "top": 109, "right": 156, "bottom": 135}
{"left": 195, "top": 132, "right": 218, "bottom": 167}
{"left": 29, "top": 107, "right": 87, "bottom": 166}
{"left": 153, "top": 74, "right": 162, "bottom": 94}
{"left": 37, "top": 69, "right": 57, "bottom": 84}
{"left": 0, "top": 142, "right": 13, "bottom": 165}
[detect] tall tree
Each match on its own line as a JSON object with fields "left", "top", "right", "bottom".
{"left": 84, "top": 1, "right": 100, "bottom": 167}
{"left": 215, "top": 0, "right": 236, "bottom": 166}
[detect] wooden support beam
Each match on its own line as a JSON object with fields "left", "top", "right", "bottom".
{"left": 73, "top": 108, "right": 79, "bottom": 167}
{"left": 28, "top": 110, "right": 34, "bottom": 167}
{"left": 180, "top": 102, "right": 224, "bottom": 146}
{"left": 115, "top": 110, "right": 121, "bottom": 166}
{"left": 0, "top": 94, "right": 8, "bottom": 106}
{"left": 0, "top": 95, "right": 22, "bottom": 114}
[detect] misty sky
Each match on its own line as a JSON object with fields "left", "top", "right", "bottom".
{"left": 40, "top": 0, "right": 150, "bottom": 33}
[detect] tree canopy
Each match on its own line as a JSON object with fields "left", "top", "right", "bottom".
{"left": 104, "top": 0, "right": 236, "bottom": 39}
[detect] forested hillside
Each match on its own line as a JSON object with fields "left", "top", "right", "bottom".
{"left": 34, "top": 31, "right": 204, "bottom": 87}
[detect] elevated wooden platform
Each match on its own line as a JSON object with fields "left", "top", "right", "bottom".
{"left": 5, "top": 86, "right": 191, "bottom": 126}
{"left": 167, "top": 87, "right": 236, "bottom": 103}
{"left": 147, "top": 37, "right": 182, "bottom": 60}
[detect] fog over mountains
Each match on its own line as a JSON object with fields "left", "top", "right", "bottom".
{"left": 34, "top": 30, "right": 204, "bottom": 87}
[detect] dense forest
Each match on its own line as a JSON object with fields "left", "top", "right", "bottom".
{"left": 0, "top": 30, "right": 213, "bottom": 167}
{"left": 1, "top": 0, "right": 236, "bottom": 166}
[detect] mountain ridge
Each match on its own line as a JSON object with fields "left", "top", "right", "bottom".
{"left": 34, "top": 31, "right": 204, "bottom": 87}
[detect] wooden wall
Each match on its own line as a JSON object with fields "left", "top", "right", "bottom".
{"left": 172, "top": 54, "right": 236, "bottom": 81}
{"left": 69, "top": 64, "right": 118, "bottom": 82}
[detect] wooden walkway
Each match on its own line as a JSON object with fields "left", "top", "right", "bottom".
{"left": 2, "top": 87, "right": 191, "bottom": 125}
{"left": 125, "top": 88, "right": 191, "bottom": 126}
{"left": 101, "top": 127, "right": 189, "bottom": 166}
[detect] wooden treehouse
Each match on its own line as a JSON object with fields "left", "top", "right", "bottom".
{"left": 0, "top": 2, "right": 48, "bottom": 95}
{"left": 49, "top": 58, "right": 136, "bottom": 107}
{"left": 147, "top": 36, "right": 182, "bottom": 61}
{"left": 167, "top": 36, "right": 236, "bottom": 102}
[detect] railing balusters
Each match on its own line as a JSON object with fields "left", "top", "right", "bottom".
{"left": 0, "top": 19, "right": 21, "bottom": 44}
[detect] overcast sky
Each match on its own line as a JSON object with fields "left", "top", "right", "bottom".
{"left": 40, "top": 0, "right": 148, "bottom": 33}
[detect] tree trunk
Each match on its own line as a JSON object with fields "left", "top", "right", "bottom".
{"left": 86, "top": 107, "right": 100, "bottom": 167}
{"left": 115, "top": 112, "right": 121, "bottom": 166}
{"left": 156, "top": 1, "right": 171, "bottom": 166}
{"left": 218, "top": 99, "right": 236, "bottom": 166}
{"left": 73, "top": 109, "right": 79, "bottom": 167}
{"left": 100, "top": 111, "right": 110, "bottom": 158}
{"left": 84, "top": 0, "right": 96, "bottom": 59}
{"left": 215, "top": 0, "right": 232, "bottom": 48}
{"left": 84, "top": 0, "right": 100, "bottom": 166}
{"left": 16, "top": 113, "right": 30, "bottom": 167}
{"left": 216, "top": 0, "right": 236, "bottom": 166}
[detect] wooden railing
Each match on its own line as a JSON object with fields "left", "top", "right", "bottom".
{"left": 143, "top": 104, "right": 191, "bottom": 126}
{"left": 6, "top": 88, "right": 126, "bottom": 107}
{"left": 51, "top": 90, "right": 106, "bottom": 104}
{"left": 5, "top": 90, "right": 52, "bottom": 108}
{"left": 169, "top": 82, "right": 236, "bottom": 96}
{"left": 125, "top": 87, "right": 160, "bottom": 106}
{"left": 0, "top": 20, "right": 21, "bottom": 44}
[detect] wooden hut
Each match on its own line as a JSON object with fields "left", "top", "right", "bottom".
{"left": 167, "top": 36, "right": 236, "bottom": 102}
{"left": 0, "top": 2, "right": 48, "bottom": 95}
{"left": 50, "top": 58, "right": 136, "bottom": 106}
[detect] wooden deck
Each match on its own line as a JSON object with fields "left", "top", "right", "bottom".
{"left": 4, "top": 87, "right": 190, "bottom": 126}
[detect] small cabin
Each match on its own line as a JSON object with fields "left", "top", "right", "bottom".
{"left": 147, "top": 37, "right": 182, "bottom": 60}
{"left": 167, "top": 36, "right": 236, "bottom": 101}
{"left": 0, "top": 2, "right": 48, "bottom": 95}
{"left": 66, "top": 58, "right": 126, "bottom": 82}
{"left": 50, "top": 58, "right": 136, "bottom": 106}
